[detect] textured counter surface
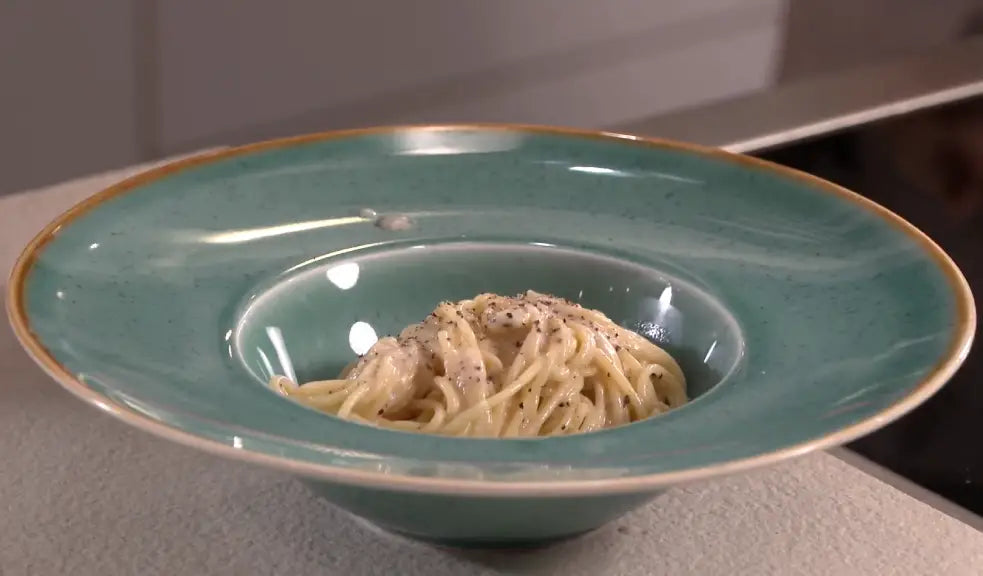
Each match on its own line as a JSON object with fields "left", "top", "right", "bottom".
{"left": 2, "top": 160, "right": 982, "bottom": 575}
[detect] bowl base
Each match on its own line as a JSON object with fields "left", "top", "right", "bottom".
{"left": 348, "top": 511, "right": 597, "bottom": 549}
{"left": 387, "top": 527, "right": 594, "bottom": 549}
{"left": 306, "top": 479, "right": 659, "bottom": 547}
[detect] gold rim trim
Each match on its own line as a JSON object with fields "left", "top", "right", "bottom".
{"left": 5, "top": 123, "right": 976, "bottom": 496}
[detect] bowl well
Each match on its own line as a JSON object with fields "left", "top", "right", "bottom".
{"left": 235, "top": 241, "right": 744, "bottom": 414}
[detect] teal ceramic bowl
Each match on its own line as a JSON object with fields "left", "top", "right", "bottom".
{"left": 7, "top": 125, "right": 975, "bottom": 546}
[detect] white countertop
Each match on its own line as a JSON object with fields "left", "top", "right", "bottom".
{"left": 2, "top": 159, "right": 983, "bottom": 575}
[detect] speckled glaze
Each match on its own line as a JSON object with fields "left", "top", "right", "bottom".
{"left": 7, "top": 125, "right": 975, "bottom": 545}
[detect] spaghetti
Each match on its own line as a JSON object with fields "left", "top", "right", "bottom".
{"left": 270, "top": 291, "right": 686, "bottom": 437}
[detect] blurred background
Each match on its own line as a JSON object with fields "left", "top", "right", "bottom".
{"left": 2, "top": 0, "right": 982, "bottom": 515}
{"left": 2, "top": 0, "right": 980, "bottom": 195}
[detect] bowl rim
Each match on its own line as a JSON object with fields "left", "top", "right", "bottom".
{"left": 5, "top": 123, "right": 976, "bottom": 496}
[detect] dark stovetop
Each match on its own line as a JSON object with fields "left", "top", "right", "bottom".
{"left": 758, "top": 99, "right": 983, "bottom": 514}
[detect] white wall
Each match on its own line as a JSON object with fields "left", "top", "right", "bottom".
{"left": 156, "top": 0, "right": 785, "bottom": 153}
{"left": 778, "top": 0, "right": 983, "bottom": 81}
{"left": 0, "top": 1, "right": 141, "bottom": 195}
